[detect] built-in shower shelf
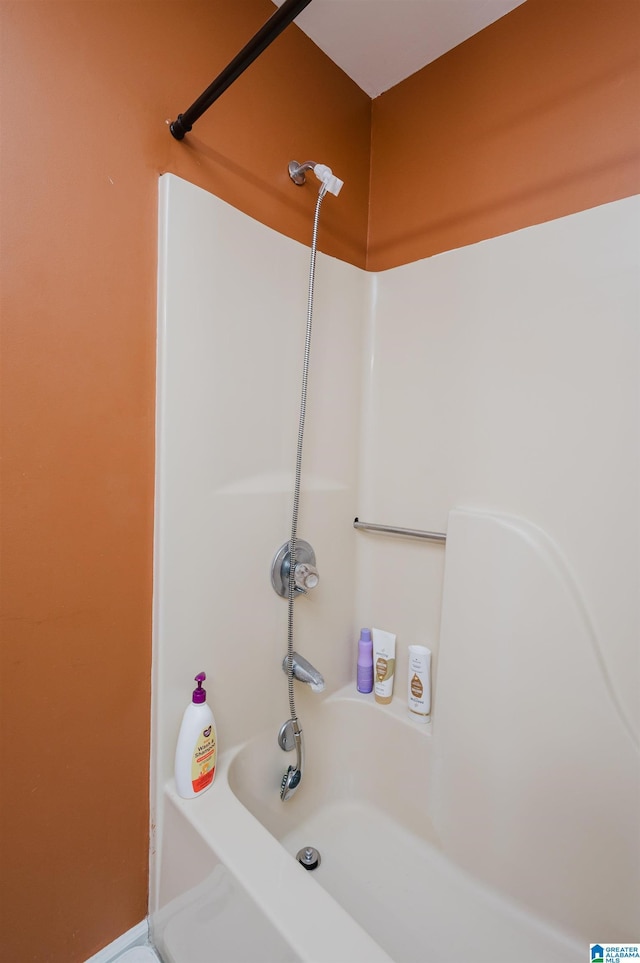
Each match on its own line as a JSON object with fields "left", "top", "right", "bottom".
{"left": 330, "top": 685, "right": 433, "bottom": 735}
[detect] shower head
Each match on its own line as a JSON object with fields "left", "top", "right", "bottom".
{"left": 280, "top": 764, "right": 302, "bottom": 801}
{"left": 280, "top": 717, "right": 304, "bottom": 801}
{"left": 288, "top": 159, "right": 344, "bottom": 196}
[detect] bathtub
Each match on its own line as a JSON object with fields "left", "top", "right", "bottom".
{"left": 152, "top": 686, "right": 582, "bottom": 963}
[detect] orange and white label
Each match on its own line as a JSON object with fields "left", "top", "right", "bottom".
{"left": 191, "top": 725, "right": 216, "bottom": 793}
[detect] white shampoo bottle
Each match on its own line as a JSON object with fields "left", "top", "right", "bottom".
{"left": 174, "top": 672, "right": 217, "bottom": 799}
{"left": 408, "top": 645, "right": 431, "bottom": 723}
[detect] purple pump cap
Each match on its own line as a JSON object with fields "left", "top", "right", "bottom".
{"left": 192, "top": 672, "right": 207, "bottom": 704}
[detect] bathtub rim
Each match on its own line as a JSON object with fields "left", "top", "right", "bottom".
{"left": 156, "top": 720, "right": 394, "bottom": 963}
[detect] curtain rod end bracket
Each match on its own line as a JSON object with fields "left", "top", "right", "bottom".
{"left": 169, "top": 114, "right": 192, "bottom": 140}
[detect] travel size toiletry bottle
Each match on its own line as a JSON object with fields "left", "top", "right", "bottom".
{"left": 174, "top": 672, "right": 217, "bottom": 799}
{"left": 408, "top": 645, "right": 431, "bottom": 723}
{"left": 357, "top": 628, "right": 373, "bottom": 693}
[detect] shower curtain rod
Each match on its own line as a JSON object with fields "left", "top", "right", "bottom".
{"left": 169, "top": 0, "right": 313, "bottom": 140}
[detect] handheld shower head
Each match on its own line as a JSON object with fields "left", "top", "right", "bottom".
{"left": 288, "top": 160, "right": 344, "bottom": 196}
{"left": 280, "top": 764, "right": 302, "bottom": 801}
{"left": 279, "top": 717, "right": 304, "bottom": 801}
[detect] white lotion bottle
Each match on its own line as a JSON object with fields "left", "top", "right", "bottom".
{"left": 408, "top": 645, "right": 431, "bottom": 723}
{"left": 174, "top": 672, "right": 217, "bottom": 799}
{"left": 373, "top": 628, "right": 396, "bottom": 704}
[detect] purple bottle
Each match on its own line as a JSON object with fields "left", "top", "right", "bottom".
{"left": 357, "top": 628, "right": 374, "bottom": 693}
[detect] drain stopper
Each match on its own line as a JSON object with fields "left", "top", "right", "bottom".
{"left": 296, "top": 846, "right": 321, "bottom": 870}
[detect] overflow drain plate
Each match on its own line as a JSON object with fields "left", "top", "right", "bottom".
{"left": 296, "top": 846, "right": 321, "bottom": 870}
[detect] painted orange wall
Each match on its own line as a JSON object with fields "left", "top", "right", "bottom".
{"left": 368, "top": 0, "right": 640, "bottom": 270}
{"left": 0, "top": 3, "right": 369, "bottom": 961}
{"left": 2, "top": 1, "right": 639, "bottom": 961}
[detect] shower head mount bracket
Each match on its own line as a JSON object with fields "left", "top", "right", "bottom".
{"left": 288, "top": 160, "right": 344, "bottom": 196}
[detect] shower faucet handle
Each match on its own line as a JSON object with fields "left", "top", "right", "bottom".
{"left": 271, "top": 539, "right": 319, "bottom": 598}
{"left": 294, "top": 562, "right": 319, "bottom": 591}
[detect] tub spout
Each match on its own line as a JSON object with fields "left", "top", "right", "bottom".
{"left": 282, "top": 652, "right": 325, "bottom": 692}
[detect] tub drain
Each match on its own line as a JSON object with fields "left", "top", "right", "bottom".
{"left": 296, "top": 846, "right": 321, "bottom": 870}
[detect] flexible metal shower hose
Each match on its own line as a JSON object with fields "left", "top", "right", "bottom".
{"left": 286, "top": 185, "right": 327, "bottom": 722}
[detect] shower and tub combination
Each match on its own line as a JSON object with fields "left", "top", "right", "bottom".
{"left": 151, "top": 164, "right": 639, "bottom": 962}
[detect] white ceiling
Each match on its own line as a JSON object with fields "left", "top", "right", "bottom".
{"left": 273, "top": 0, "right": 526, "bottom": 98}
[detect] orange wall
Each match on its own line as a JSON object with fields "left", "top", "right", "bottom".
{"left": 2, "top": 1, "right": 639, "bottom": 961}
{"left": 368, "top": 0, "right": 640, "bottom": 270}
{"left": 0, "top": 3, "right": 369, "bottom": 961}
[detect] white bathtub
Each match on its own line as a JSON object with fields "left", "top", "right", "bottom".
{"left": 152, "top": 687, "right": 582, "bottom": 963}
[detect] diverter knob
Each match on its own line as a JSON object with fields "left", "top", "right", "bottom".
{"left": 271, "top": 540, "right": 319, "bottom": 598}
{"left": 294, "top": 562, "right": 319, "bottom": 591}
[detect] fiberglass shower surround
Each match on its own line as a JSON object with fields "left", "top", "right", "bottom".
{"left": 154, "top": 175, "right": 639, "bottom": 963}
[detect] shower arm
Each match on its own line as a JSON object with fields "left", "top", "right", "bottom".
{"left": 288, "top": 160, "right": 318, "bottom": 185}
{"left": 169, "top": 0, "right": 313, "bottom": 140}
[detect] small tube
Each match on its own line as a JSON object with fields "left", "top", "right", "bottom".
{"left": 373, "top": 628, "right": 396, "bottom": 705}
{"left": 408, "top": 645, "right": 431, "bottom": 723}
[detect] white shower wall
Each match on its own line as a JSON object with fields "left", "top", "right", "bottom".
{"left": 154, "top": 177, "right": 639, "bottom": 914}
{"left": 357, "top": 194, "right": 640, "bottom": 737}
{"left": 152, "top": 175, "right": 368, "bottom": 905}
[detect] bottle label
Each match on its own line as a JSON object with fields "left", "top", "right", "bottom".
{"left": 410, "top": 673, "right": 423, "bottom": 699}
{"left": 376, "top": 656, "right": 395, "bottom": 682}
{"left": 191, "top": 724, "right": 216, "bottom": 793}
